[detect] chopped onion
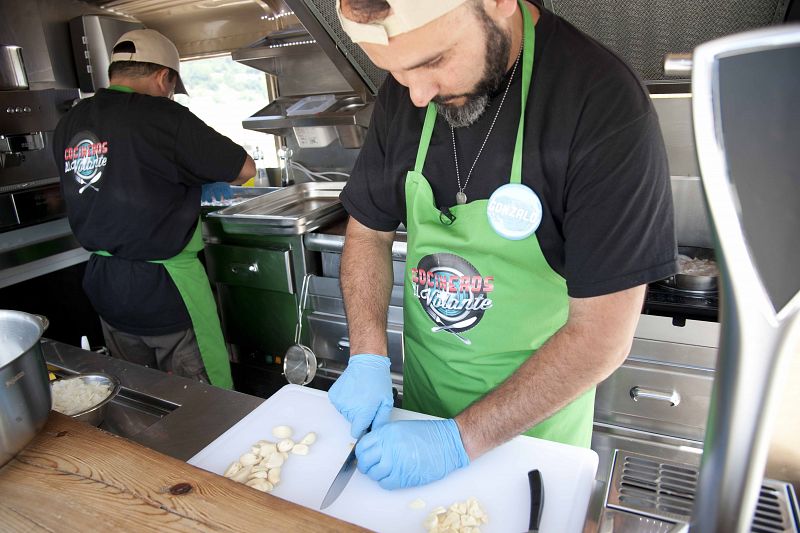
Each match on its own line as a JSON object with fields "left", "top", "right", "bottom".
{"left": 51, "top": 378, "right": 112, "bottom": 416}
{"left": 678, "top": 254, "right": 719, "bottom": 277}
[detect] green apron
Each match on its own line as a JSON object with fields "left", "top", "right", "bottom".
{"left": 402, "top": 2, "right": 594, "bottom": 447}
{"left": 95, "top": 220, "right": 232, "bottom": 389}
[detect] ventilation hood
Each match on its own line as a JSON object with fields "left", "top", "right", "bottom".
{"left": 277, "top": 0, "right": 788, "bottom": 92}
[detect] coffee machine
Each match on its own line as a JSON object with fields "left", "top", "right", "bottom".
{"left": 0, "top": 87, "right": 79, "bottom": 232}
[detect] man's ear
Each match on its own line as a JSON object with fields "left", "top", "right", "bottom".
{"left": 155, "top": 68, "right": 173, "bottom": 95}
{"left": 483, "top": 0, "right": 518, "bottom": 19}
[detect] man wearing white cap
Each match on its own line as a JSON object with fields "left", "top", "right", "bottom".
{"left": 329, "top": 0, "right": 677, "bottom": 488}
{"left": 54, "top": 29, "right": 255, "bottom": 389}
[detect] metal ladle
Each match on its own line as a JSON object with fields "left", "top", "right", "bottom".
{"left": 283, "top": 274, "right": 317, "bottom": 385}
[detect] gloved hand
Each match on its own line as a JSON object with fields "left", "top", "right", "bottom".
{"left": 355, "top": 419, "right": 469, "bottom": 490}
{"left": 328, "top": 354, "right": 393, "bottom": 438}
{"left": 201, "top": 182, "right": 232, "bottom": 203}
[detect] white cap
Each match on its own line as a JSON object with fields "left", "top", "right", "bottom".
{"left": 110, "top": 29, "right": 187, "bottom": 94}
{"left": 336, "top": 0, "right": 468, "bottom": 45}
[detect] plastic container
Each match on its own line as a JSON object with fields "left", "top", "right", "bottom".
{"left": 285, "top": 94, "right": 336, "bottom": 116}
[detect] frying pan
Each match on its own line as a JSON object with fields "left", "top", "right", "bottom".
{"left": 658, "top": 246, "right": 718, "bottom": 292}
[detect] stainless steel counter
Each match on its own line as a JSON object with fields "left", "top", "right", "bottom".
{"left": 42, "top": 339, "right": 262, "bottom": 461}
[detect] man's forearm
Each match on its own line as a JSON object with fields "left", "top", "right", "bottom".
{"left": 340, "top": 217, "right": 396, "bottom": 355}
{"left": 455, "top": 285, "right": 646, "bottom": 458}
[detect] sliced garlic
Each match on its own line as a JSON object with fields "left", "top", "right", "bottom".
{"left": 423, "top": 498, "right": 487, "bottom": 533}
{"left": 409, "top": 498, "right": 426, "bottom": 510}
{"left": 272, "top": 425, "right": 293, "bottom": 439}
{"left": 291, "top": 444, "right": 309, "bottom": 455}
{"left": 299, "top": 432, "right": 317, "bottom": 446}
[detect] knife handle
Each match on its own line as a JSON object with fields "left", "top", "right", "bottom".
{"left": 528, "top": 469, "right": 544, "bottom": 532}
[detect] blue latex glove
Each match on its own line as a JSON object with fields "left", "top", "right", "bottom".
{"left": 328, "top": 354, "right": 393, "bottom": 438}
{"left": 355, "top": 419, "right": 469, "bottom": 490}
{"left": 201, "top": 182, "right": 232, "bottom": 203}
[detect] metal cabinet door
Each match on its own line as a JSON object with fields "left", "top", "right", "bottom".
{"left": 594, "top": 359, "right": 714, "bottom": 441}
{"left": 205, "top": 243, "right": 293, "bottom": 293}
{"left": 307, "top": 312, "right": 404, "bottom": 374}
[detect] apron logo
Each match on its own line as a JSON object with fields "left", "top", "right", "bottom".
{"left": 64, "top": 131, "right": 109, "bottom": 194}
{"left": 411, "top": 253, "right": 494, "bottom": 344}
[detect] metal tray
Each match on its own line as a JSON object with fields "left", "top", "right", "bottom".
{"left": 208, "top": 181, "right": 346, "bottom": 235}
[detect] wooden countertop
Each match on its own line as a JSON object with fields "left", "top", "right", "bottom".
{"left": 0, "top": 413, "right": 367, "bottom": 532}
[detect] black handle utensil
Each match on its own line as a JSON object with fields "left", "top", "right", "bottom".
{"left": 528, "top": 469, "right": 544, "bottom": 532}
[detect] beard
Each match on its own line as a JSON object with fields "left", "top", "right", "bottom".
{"left": 434, "top": 10, "right": 512, "bottom": 128}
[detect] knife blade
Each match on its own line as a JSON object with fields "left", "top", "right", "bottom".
{"left": 528, "top": 469, "right": 544, "bottom": 533}
{"left": 320, "top": 428, "right": 368, "bottom": 510}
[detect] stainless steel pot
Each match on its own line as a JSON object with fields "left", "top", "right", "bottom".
{"left": 0, "top": 310, "right": 50, "bottom": 466}
{"left": 0, "top": 45, "right": 29, "bottom": 90}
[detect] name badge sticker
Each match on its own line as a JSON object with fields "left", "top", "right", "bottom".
{"left": 486, "top": 184, "right": 542, "bottom": 240}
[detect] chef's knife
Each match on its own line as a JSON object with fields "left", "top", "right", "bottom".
{"left": 528, "top": 469, "right": 544, "bottom": 533}
{"left": 320, "top": 427, "right": 368, "bottom": 509}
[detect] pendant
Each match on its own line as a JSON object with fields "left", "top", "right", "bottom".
{"left": 456, "top": 191, "right": 467, "bottom": 205}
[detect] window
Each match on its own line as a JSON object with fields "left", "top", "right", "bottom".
{"left": 175, "top": 55, "right": 279, "bottom": 168}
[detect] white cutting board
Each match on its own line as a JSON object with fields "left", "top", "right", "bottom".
{"left": 188, "top": 385, "right": 598, "bottom": 532}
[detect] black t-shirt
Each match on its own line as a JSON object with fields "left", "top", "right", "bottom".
{"left": 53, "top": 88, "right": 246, "bottom": 335}
{"left": 340, "top": 3, "right": 677, "bottom": 298}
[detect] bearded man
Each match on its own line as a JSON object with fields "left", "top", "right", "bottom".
{"left": 329, "top": 0, "right": 678, "bottom": 489}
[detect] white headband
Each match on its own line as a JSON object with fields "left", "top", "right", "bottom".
{"left": 336, "top": 0, "right": 468, "bottom": 45}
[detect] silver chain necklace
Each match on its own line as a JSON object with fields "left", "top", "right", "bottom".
{"left": 451, "top": 44, "right": 522, "bottom": 205}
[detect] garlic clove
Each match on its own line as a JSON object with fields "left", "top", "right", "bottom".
{"left": 277, "top": 438, "right": 294, "bottom": 452}
{"left": 291, "top": 444, "right": 309, "bottom": 455}
{"left": 267, "top": 468, "right": 281, "bottom": 484}
{"left": 259, "top": 443, "right": 277, "bottom": 456}
{"left": 265, "top": 451, "right": 285, "bottom": 468}
{"left": 299, "top": 432, "right": 317, "bottom": 445}
{"left": 272, "top": 425, "right": 293, "bottom": 439}
{"left": 239, "top": 452, "right": 259, "bottom": 466}
{"left": 230, "top": 465, "right": 253, "bottom": 483}
{"left": 223, "top": 461, "right": 242, "bottom": 478}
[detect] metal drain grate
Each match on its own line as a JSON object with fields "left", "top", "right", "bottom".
{"left": 607, "top": 451, "right": 799, "bottom": 532}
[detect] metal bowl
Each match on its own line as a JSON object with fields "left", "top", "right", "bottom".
{"left": 51, "top": 373, "right": 120, "bottom": 427}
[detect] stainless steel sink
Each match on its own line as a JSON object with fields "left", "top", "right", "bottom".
{"left": 99, "top": 387, "right": 178, "bottom": 439}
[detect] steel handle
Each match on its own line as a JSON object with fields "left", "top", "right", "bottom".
{"left": 230, "top": 262, "right": 258, "bottom": 274}
{"left": 337, "top": 337, "right": 350, "bottom": 350}
{"left": 630, "top": 386, "right": 681, "bottom": 406}
{"left": 663, "top": 53, "right": 693, "bottom": 77}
